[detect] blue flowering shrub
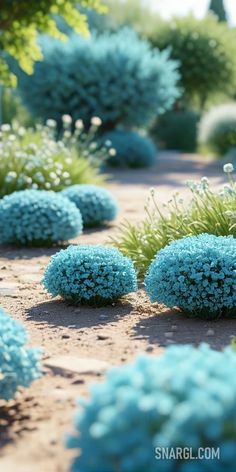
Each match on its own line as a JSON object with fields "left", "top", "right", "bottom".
{"left": 67, "top": 344, "right": 236, "bottom": 472}
{"left": 102, "top": 129, "right": 157, "bottom": 168}
{"left": 43, "top": 245, "right": 137, "bottom": 306}
{"left": 61, "top": 185, "right": 118, "bottom": 227}
{"left": 0, "top": 307, "right": 41, "bottom": 401}
{"left": 0, "top": 189, "right": 82, "bottom": 246}
{"left": 145, "top": 234, "right": 236, "bottom": 319}
{"left": 16, "top": 29, "right": 180, "bottom": 129}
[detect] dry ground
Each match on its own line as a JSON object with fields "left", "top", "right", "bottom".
{"left": 0, "top": 153, "right": 235, "bottom": 472}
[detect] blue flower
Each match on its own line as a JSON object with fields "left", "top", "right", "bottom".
{"left": 102, "top": 129, "right": 157, "bottom": 168}
{"left": 43, "top": 245, "right": 137, "bottom": 306}
{"left": 0, "top": 189, "right": 83, "bottom": 246}
{"left": 145, "top": 234, "right": 236, "bottom": 318}
{"left": 66, "top": 344, "right": 236, "bottom": 472}
{"left": 61, "top": 185, "right": 118, "bottom": 227}
{"left": 0, "top": 307, "right": 42, "bottom": 401}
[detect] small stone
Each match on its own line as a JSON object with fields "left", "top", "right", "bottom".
{"left": 99, "top": 314, "right": 108, "bottom": 319}
{"left": 74, "top": 308, "right": 81, "bottom": 314}
{"left": 0, "top": 266, "right": 7, "bottom": 270}
{"left": 171, "top": 325, "right": 177, "bottom": 331}
{"left": 61, "top": 334, "right": 70, "bottom": 339}
{"left": 145, "top": 345, "right": 154, "bottom": 352}
{"left": 45, "top": 355, "right": 110, "bottom": 376}
{"left": 206, "top": 329, "right": 215, "bottom": 337}
{"left": 97, "top": 334, "right": 109, "bottom": 341}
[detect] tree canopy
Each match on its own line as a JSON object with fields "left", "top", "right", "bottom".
{"left": 0, "top": 0, "right": 106, "bottom": 86}
{"left": 208, "top": 0, "right": 227, "bottom": 22}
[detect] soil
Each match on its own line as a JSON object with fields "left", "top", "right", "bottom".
{"left": 0, "top": 152, "right": 235, "bottom": 472}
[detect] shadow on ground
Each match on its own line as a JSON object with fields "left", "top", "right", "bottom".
{"left": 26, "top": 298, "right": 133, "bottom": 329}
{"left": 0, "top": 226, "right": 112, "bottom": 261}
{"left": 109, "top": 152, "right": 225, "bottom": 188}
{"left": 133, "top": 309, "right": 236, "bottom": 350}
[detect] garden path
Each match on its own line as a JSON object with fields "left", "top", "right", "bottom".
{"left": 0, "top": 152, "right": 234, "bottom": 472}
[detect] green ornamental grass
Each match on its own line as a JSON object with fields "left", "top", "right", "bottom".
{"left": 114, "top": 164, "right": 236, "bottom": 278}
{"left": 0, "top": 117, "right": 106, "bottom": 197}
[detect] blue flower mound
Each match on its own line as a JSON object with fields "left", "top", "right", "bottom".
{"left": 103, "top": 129, "right": 157, "bottom": 168}
{"left": 0, "top": 307, "right": 41, "bottom": 401}
{"left": 43, "top": 245, "right": 137, "bottom": 306}
{"left": 61, "top": 185, "right": 118, "bottom": 227}
{"left": 67, "top": 344, "right": 236, "bottom": 472}
{"left": 0, "top": 189, "right": 83, "bottom": 246}
{"left": 145, "top": 233, "right": 236, "bottom": 318}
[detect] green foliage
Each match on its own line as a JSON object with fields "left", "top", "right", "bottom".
{"left": 0, "top": 121, "right": 105, "bottom": 198}
{"left": 104, "top": 0, "right": 159, "bottom": 34}
{"left": 198, "top": 103, "right": 236, "bottom": 156}
{"left": 113, "top": 167, "right": 236, "bottom": 278}
{"left": 209, "top": 0, "right": 227, "bottom": 22}
{"left": 150, "top": 109, "right": 200, "bottom": 152}
{"left": 0, "top": 0, "right": 106, "bottom": 86}
{"left": 148, "top": 15, "right": 236, "bottom": 108}
{"left": 1, "top": 88, "right": 35, "bottom": 127}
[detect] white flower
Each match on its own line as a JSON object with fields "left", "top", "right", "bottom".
{"left": 75, "top": 119, "right": 84, "bottom": 129}
{"left": 223, "top": 163, "right": 234, "bottom": 173}
{"left": 46, "top": 119, "right": 57, "bottom": 128}
{"left": 63, "top": 131, "right": 71, "bottom": 138}
{"left": 1, "top": 124, "right": 11, "bottom": 132}
{"left": 201, "top": 176, "right": 209, "bottom": 189}
{"left": 91, "top": 116, "right": 102, "bottom": 127}
{"left": 109, "top": 148, "right": 116, "bottom": 156}
{"left": 62, "top": 114, "right": 72, "bottom": 124}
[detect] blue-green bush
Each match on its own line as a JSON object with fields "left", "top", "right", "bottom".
{"left": 43, "top": 245, "right": 137, "bottom": 306}
{"left": 102, "top": 128, "right": 157, "bottom": 168}
{"left": 67, "top": 344, "right": 236, "bottom": 472}
{"left": 16, "top": 29, "right": 180, "bottom": 129}
{"left": 0, "top": 307, "right": 41, "bottom": 401}
{"left": 61, "top": 184, "right": 118, "bottom": 227}
{"left": 198, "top": 103, "right": 236, "bottom": 156}
{"left": 0, "top": 189, "right": 82, "bottom": 246}
{"left": 151, "top": 109, "right": 200, "bottom": 152}
{"left": 145, "top": 234, "right": 236, "bottom": 319}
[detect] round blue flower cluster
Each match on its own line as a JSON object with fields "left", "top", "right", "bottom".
{"left": 67, "top": 344, "right": 236, "bottom": 472}
{"left": 0, "top": 189, "right": 83, "bottom": 246}
{"left": 145, "top": 234, "right": 236, "bottom": 318}
{"left": 0, "top": 307, "right": 41, "bottom": 401}
{"left": 61, "top": 185, "right": 118, "bottom": 228}
{"left": 103, "top": 129, "right": 157, "bottom": 168}
{"left": 43, "top": 245, "right": 137, "bottom": 306}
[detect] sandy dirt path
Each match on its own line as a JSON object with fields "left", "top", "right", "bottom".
{"left": 0, "top": 153, "right": 235, "bottom": 472}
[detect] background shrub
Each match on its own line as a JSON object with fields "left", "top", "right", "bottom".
{"left": 67, "top": 344, "right": 236, "bottom": 472}
{"left": 43, "top": 245, "right": 137, "bottom": 306}
{"left": 0, "top": 189, "right": 82, "bottom": 246}
{"left": 198, "top": 103, "right": 236, "bottom": 156}
{"left": 61, "top": 185, "right": 118, "bottom": 227}
{"left": 145, "top": 234, "right": 236, "bottom": 319}
{"left": 0, "top": 122, "right": 104, "bottom": 198}
{"left": 148, "top": 15, "right": 236, "bottom": 108}
{"left": 16, "top": 29, "right": 180, "bottom": 130}
{"left": 113, "top": 169, "right": 236, "bottom": 277}
{"left": 0, "top": 307, "right": 41, "bottom": 401}
{"left": 102, "top": 129, "right": 156, "bottom": 168}
{"left": 150, "top": 109, "right": 200, "bottom": 152}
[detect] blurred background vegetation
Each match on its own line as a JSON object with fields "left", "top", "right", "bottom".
{"left": 2, "top": 0, "right": 236, "bottom": 158}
